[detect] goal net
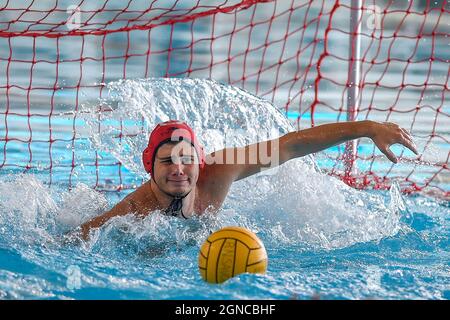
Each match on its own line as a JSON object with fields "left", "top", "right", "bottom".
{"left": 0, "top": 0, "right": 448, "bottom": 197}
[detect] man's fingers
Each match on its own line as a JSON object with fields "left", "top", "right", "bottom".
{"left": 400, "top": 132, "right": 419, "bottom": 155}
{"left": 400, "top": 128, "right": 414, "bottom": 142}
{"left": 401, "top": 138, "right": 419, "bottom": 155}
{"left": 400, "top": 128, "right": 411, "bottom": 136}
{"left": 380, "top": 146, "right": 398, "bottom": 163}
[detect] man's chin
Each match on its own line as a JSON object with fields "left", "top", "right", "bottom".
{"left": 167, "top": 186, "right": 191, "bottom": 197}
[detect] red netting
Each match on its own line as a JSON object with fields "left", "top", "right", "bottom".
{"left": 0, "top": 0, "right": 448, "bottom": 198}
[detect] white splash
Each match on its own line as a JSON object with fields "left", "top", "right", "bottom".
{"left": 226, "top": 159, "right": 406, "bottom": 249}
{"left": 0, "top": 174, "right": 107, "bottom": 246}
{"left": 0, "top": 79, "right": 408, "bottom": 251}
{"left": 79, "top": 78, "right": 296, "bottom": 178}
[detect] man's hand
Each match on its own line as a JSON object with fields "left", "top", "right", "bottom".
{"left": 60, "top": 226, "right": 85, "bottom": 245}
{"left": 60, "top": 223, "right": 92, "bottom": 245}
{"left": 79, "top": 223, "right": 91, "bottom": 241}
{"left": 368, "top": 121, "right": 419, "bottom": 163}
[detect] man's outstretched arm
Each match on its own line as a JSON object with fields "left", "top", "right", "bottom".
{"left": 280, "top": 120, "right": 418, "bottom": 164}
{"left": 206, "top": 120, "right": 419, "bottom": 183}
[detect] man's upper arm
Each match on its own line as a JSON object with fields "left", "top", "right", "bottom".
{"left": 81, "top": 192, "right": 137, "bottom": 231}
{"left": 104, "top": 196, "right": 137, "bottom": 220}
{"left": 205, "top": 137, "right": 291, "bottom": 182}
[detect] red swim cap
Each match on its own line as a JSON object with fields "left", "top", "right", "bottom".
{"left": 142, "top": 120, "right": 205, "bottom": 176}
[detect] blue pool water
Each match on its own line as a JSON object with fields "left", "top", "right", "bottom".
{"left": 0, "top": 79, "right": 448, "bottom": 300}
{"left": 0, "top": 170, "right": 449, "bottom": 299}
{"left": 0, "top": 0, "right": 448, "bottom": 299}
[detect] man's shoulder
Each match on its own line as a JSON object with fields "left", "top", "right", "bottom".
{"left": 197, "top": 164, "right": 224, "bottom": 191}
{"left": 125, "top": 181, "right": 159, "bottom": 213}
{"left": 197, "top": 164, "right": 234, "bottom": 204}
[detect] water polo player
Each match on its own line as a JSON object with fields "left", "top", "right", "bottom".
{"left": 78, "top": 119, "right": 418, "bottom": 240}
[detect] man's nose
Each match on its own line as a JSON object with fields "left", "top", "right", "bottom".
{"left": 172, "top": 162, "right": 185, "bottom": 175}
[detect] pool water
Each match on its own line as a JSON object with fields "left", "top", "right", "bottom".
{"left": 0, "top": 77, "right": 449, "bottom": 300}
{"left": 0, "top": 164, "right": 448, "bottom": 300}
{"left": 0, "top": 0, "right": 448, "bottom": 300}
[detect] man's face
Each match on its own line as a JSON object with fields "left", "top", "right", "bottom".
{"left": 152, "top": 140, "right": 200, "bottom": 197}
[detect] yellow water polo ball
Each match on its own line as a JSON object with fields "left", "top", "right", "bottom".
{"left": 198, "top": 226, "right": 268, "bottom": 284}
